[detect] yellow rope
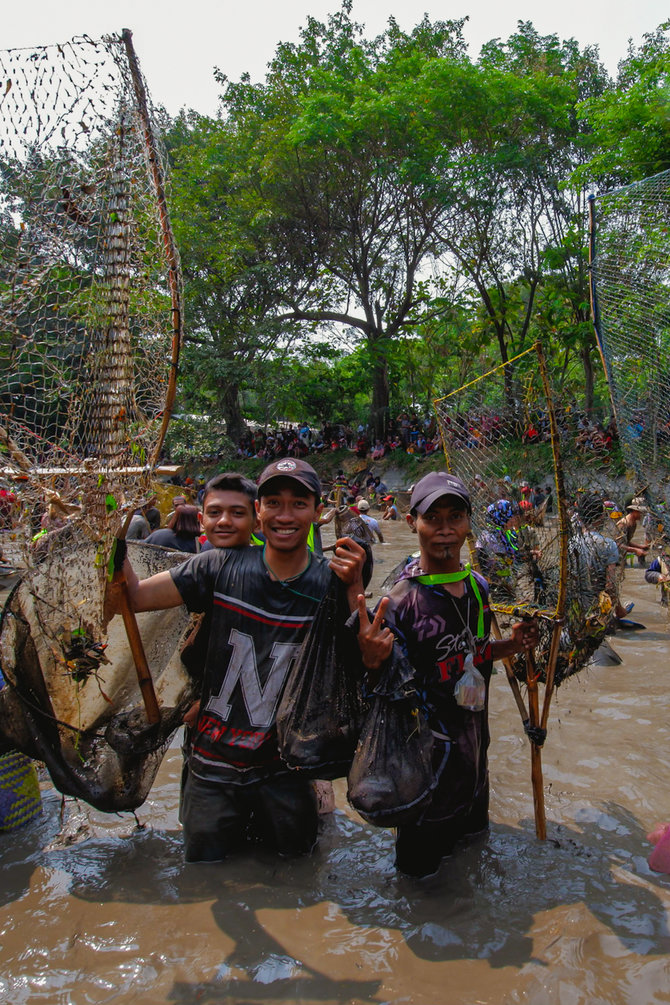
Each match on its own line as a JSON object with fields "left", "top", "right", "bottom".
{"left": 433, "top": 345, "right": 538, "bottom": 405}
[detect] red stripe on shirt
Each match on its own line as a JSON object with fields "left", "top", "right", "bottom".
{"left": 213, "top": 596, "right": 309, "bottom": 629}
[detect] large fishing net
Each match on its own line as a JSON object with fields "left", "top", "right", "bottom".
{"left": 0, "top": 33, "right": 191, "bottom": 811}
{"left": 434, "top": 342, "right": 648, "bottom": 837}
{"left": 435, "top": 345, "right": 604, "bottom": 688}
{"left": 589, "top": 170, "right": 670, "bottom": 584}
{"left": 0, "top": 32, "right": 181, "bottom": 552}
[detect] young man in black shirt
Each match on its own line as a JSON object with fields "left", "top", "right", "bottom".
{"left": 111, "top": 458, "right": 366, "bottom": 862}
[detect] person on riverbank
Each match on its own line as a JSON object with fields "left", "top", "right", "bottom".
{"left": 145, "top": 505, "right": 201, "bottom": 554}
{"left": 107, "top": 458, "right": 366, "bottom": 863}
{"left": 356, "top": 471, "right": 538, "bottom": 878}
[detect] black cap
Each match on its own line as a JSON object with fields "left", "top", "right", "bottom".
{"left": 257, "top": 458, "right": 321, "bottom": 500}
{"left": 410, "top": 472, "right": 471, "bottom": 514}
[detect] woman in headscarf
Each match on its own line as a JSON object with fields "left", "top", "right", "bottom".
{"left": 475, "top": 499, "right": 521, "bottom": 598}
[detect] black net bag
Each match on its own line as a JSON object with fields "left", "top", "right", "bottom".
{"left": 276, "top": 577, "right": 363, "bottom": 779}
{"left": 347, "top": 645, "right": 436, "bottom": 827}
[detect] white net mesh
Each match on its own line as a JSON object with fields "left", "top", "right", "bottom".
{"left": 589, "top": 171, "right": 670, "bottom": 570}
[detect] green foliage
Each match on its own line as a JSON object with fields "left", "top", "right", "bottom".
{"left": 161, "top": 8, "right": 666, "bottom": 455}
{"left": 163, "top": 415, "right": 230, "bottom": 466}
{"left": 577, "top": 22, "right": 670, "bottom": 183}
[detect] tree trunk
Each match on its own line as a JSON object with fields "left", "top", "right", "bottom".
{"left": 494, "top": 324, "right": 514, "bottom": 410}
{"left": 220, "top": 381, "right": 244, "bottom": 444}
{"left": 369, "top": 340, "right": 390, "bottom": 439}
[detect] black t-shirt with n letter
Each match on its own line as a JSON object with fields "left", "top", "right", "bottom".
{"left": 172, "top": 547, "right": 332, "bottom": 784}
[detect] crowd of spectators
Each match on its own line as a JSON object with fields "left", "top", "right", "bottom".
{"left": 234, "top": 413, "right": 442, "bottom": 462}
{"left": 161, "top": 401, "right": 670, "bottom": 479}
{"left": 438, "top": 405, "right": 628, "bottom": 462}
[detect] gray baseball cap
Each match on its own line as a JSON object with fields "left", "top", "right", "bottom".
{"left": 410, "top": 472, "right": 471, "bottom": 514}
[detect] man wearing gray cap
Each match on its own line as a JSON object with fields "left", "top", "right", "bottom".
{"left": 357, "top": 470, "right": 538, "bottom": 877}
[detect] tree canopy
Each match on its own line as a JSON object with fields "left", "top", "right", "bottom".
{"left": 163, "top": 9, "right": 670, "bottom": 439}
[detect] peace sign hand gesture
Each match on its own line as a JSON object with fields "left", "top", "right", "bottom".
{"left": 357, "top": 595, "right": 394, "bottom": 670}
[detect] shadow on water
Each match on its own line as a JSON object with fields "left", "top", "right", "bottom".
{"left": 31, "top": 794, "right": 668, "bottom": 1003}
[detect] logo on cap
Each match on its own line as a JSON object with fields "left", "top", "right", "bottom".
{"left": 276, "top": 459, "right": 297, "bottom": 472}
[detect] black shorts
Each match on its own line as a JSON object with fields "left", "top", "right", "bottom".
{"left": 181, "top": 770, "right": 319, "bottom": 863}
{"left": 395, "top": 779, "right": 489, "bottom": 878}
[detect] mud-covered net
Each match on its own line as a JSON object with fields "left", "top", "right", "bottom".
{"left": 0, "top": 34, "right": 188, "bottom": 812}
{"left": 434, "top": 343, "right": 629, "bottom": 691}
{"left": 589, "top": 171, "right": 670, "bottom": 570}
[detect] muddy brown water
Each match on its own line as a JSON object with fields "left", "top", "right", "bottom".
{"left": 2, "top": 517, "right": 670, "bottom": 1005}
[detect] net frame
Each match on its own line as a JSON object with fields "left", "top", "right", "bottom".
{"left": 0, "top": 30, "right": 183, "bottom": 573}
{"left": 433, "top": 342, "right": 607, "bottom": 840}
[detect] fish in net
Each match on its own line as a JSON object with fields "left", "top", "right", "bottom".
{"left": 0, "top": 538, "right": 197, "bottom": 812}
{"left": 0, "top": 32, "right": 189, "bottom": 810}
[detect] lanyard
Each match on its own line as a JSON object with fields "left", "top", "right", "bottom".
{"left": 415, "top": 563, "right": 485, "bottom": 639}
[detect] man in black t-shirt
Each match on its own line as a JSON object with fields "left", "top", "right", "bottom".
{"left": 112, "top": 458, "right": 366, "bottom": 862}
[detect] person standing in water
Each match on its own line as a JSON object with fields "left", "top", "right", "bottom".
{"left": 357, "top": 472, "right": 538, "bottom": 877}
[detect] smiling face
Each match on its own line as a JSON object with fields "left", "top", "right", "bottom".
{"left": 199, "top": 489, "right": 257, "bottom": 548}
{"left": 407, "top": 496, "right": 471, "bottom": 573}
{"left": 256, "top": 479, "right": 322, "bottom": 556}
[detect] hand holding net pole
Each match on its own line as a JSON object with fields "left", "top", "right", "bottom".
{"left": 109, "top": 531, "right": 161, "bottom": 725}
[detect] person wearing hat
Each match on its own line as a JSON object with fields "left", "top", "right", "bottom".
{"left": 571, "top": 493, "right": 640, "bottom": 626}
{"left": 474, "top": 499, "right": 523, "bottom": 599}
{"left": 357, "top": 499, "right": 384, "bottom": 543}
{"left": 108, "top": 457, "right": 367, "bottom": 863}
{"left": 381, "top": 494, "right": 398, "bottom": 521}
{"left": 616, "top": 497, "right": 650, "bottom": 567}
{"left": 356, "top": 470, "right": 538, "bottom": 877}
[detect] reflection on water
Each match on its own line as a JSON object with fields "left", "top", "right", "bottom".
{"left": 2, "top": 517, "right": 670, "bottom": 1004}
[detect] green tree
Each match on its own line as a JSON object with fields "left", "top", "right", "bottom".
{"left": 577, "top": 22, "right": 670, "bottom": 184}
{"left": 215, "top": 4, "right": 474, "bottom": 435}
{"left": 166, "top": 112, "right": 302, "bottom": 442}
{"left": 434, "top": 23, "right": 610, "bottom": 408}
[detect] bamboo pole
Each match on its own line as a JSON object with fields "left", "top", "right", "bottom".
{"left": 535, "top": 341, "right": 569, "bottom": 733}
{"left": 526, "top": 648, "right": 546, "bottom": 840}
{"left": 121, "top": 29, "right": 183, "bottom": 467}
{"left": 109, "top": 517, "right": 161, "bottom": 724}
{"left": 490, "top": 610, "right": 529, "bottom": 723}
{"left": 113, "top": 570, "right": 161, "bottom": 724}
